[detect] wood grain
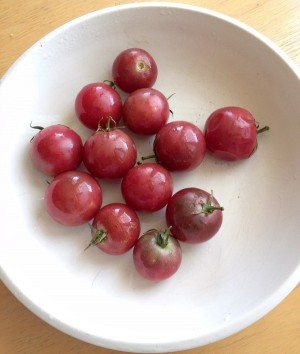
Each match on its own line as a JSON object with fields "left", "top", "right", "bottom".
{"left": 1, "top": 1, "right": 299, "bottom": 353}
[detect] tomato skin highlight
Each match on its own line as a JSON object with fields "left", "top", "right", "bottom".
{"left": 90, "top": 203, "right": 140, "bottom": 255}
{"left": 30, "top": 124, "right": 83, "bottom": 176}
{"left": 133, "top": 229, "right": 182, "bottom": 281}
{"left": 123, "top": 88, "right": 169, "bottom": 135}
{"left": 166, "top": 188, "right": 223, "bottom": 243}
{"left": 83, "top": 129, "right": 137, "bottom": 179}
{"left": 121, "top": 163, "right": 173, "bottom": 212}
{"left": 75, "top": 82, "right": 122, "bottom": 130}
{"left": 45, "top": 170, "right": 102, "bottom": 226}
{"left": 112, "top": 48, "right": 158, "bottom": 93}
{"left": 204, "top": 106, "right": 258, "bottom": 161}
{"left": 153, "top": 120, "right": 206, "bottom": 171}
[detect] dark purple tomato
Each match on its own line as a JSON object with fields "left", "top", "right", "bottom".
{"left": 123, "top": 88, "right": 170, "bottom": 135}
{"left": 112, "top": 48, "right": 158, "bottom": 93}
{"left": 45, "top": 170, "right": 102, "bottom": 226}
{"left": 75, "top": 82, "right": 122, "bottom": 130}
{"left": 83, "top": 126, "right": 137, "bottom": 179}
{"left": 204, "top": 106, "right": 269, "bottom": 161}
{"left": 133, "top": 228, "right": 182, "bottom": 281}
{"left": 153, "top": 120, "right": 206, "bottom": 171}
{"left": 121, "top": 163, "right": 173, "bottom": 212}
{"left": 85, "top": 203, "right": 140, "bottom": 255}
{"left": 30, "top": 124, "right": 83, "bottom": 176}
{"left": 166, "top": 188, "right": 224, "bottom": 243}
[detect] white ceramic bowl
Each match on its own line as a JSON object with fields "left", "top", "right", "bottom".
{"left": 0, "top": 2, "right": 299, "bottom": 353}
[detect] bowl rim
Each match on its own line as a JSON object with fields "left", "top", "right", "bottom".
{"left": 1, "top": 1, "right": 299, "bottom": 84}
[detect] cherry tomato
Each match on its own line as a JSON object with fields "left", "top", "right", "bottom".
{"left": 45, "top": 170, "right": 102, "bottom": 226}
{"left": 112, "top": 48, "right": 158, "bottom": 93}
{"left": 30, "top": 124, "right": 83, "bottom": 176}
{"left": 166, "top": 188, "right": 224, "bottom": 243}
{"left": 204, "top": 106, "right": 269, "bottom": 161}
{"left": 123, "top": 88, "right": 170, "bottom": 135}
{"left": 133, "top": 228, "right": 182, "bottom": 281}
{"left": 152, "top": 120, "right": 206, "bottom": 171}
{"left": 83, "top": 122, "right": 137, "bottom": 179}
{"left": 85, "top": 203, "right": 140, "bottom": 255}
{"left": 121, "top": 163, "right": 173, "bottom": 212}
{"left": 75, "top": 82, "right": 122, "bottom": 130}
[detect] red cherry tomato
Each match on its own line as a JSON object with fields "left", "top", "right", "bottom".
{"left": 133, "top": 228, "right": 182, "bottom": 281}
{"left": 45, "top": 170, "right": 102, "bottom": 226}
{"left": 123, "top": 88, "right": 170, "bottom": 135}
{"left": 85, "top": 203, "right": 140, "bottom": 255}
{"left": 83, "top": 123, "right": 137, "bottom": 179}
{"left": 75, "top": 82, "right": 122, "bottom": 130}
{"left": 152, "top": 120, "right": 206, "bottom": 171}
{"left": 112, "top": 48, "right": 158, "bottom": 93}
{"left": 30, "top": 124, "right": 83, "bottom": 176}
{"left": 166, "top": 188, "right": 224, "bottom": 243}
{"left": 204, "top": 106, "right": 269, "bottom": 161}
{"left": 121, "top": 163, "right": 173, "bottom": 212}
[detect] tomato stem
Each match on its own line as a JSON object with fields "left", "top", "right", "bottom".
{"left": 167, "top": 93, "right": 176, "bottom": 101}
{"left": 143, "top": 227, "right": 172, "bottom": 249}
{"left": 105, "top": 117, "right": 113, "bottom": 132}
{"left": 141, "top": 154, "right": 157, "bottom": 161}
{"left": 97, "top": 116, "right": 117, "bottom": 132}
{"left": 84, "top": 225, "right": 107, "bottom": 251}
{"left": 156, "top": 227, "right": 172, "bottom": 249}
{"left": 138, "top": 154, "right": 158, "bottom": 165}
{"left": 30, "top": 122, "right": 44, "bottom": 131}
{"left": 167, "top": 93, "right": 175, "bottom": 116}
{"left": 255, "top": 120, "right": 270, "bottom": 134}
{"left": 103, "top": 80, "right": 117, "bottom": 90}
{"left": 193, "top": 190, "right": 224, "bottom": 216}
{"left": 256, "top": 126, "right": 270, "bottom": 134}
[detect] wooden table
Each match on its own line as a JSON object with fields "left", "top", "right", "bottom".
{"left": 1, "top": 1, "right": 299, "bottom": 353}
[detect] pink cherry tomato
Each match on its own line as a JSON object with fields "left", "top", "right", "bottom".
{"left": 45, "top": 170, "right": 102, "bottom": 226}
{"left": 204, "top": 106, "right": 269, "bottom": 161}
{"left": 123, "top": 88, "right": 170, "bottom": 135}
{"left": 75, "top": 82, "right": 122, "bottom": 130}
{"left": 121, "top": 163, "right": 173, "bottom": 212}
{"left": 166, "top": 188, "right": 224, "bottom": 243}
{"left": 112, "top": 48, "right": 158, "bottom": 93}
{"left": 30, "top": 124, "right": 83, "bottom": 176}
{"left": 153, "top": 120, "right": 206, "bottom": 171}
{"left": 133, "top": 228, "right": 182, "bottom": 281}
{"left": 83, "top": 124, "right": 137, "bottom": 179}
{"left": 85, "top": 203, "right": 140, "bottom": 255}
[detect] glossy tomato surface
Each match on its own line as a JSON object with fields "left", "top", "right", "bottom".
{"left": 133, "top": 228, "right": 182, "bottom": 281}
{"left": 30, "top": 124, "right": 83, "bottom": 176}
{"left": 83, "top": 128, "right": 137, "bottom": 179}
{"left": 166, "top": 188, "right": 223, "bottom": 243}
{"left": 45, "top": 170, "right": 102, "bottom": 226}
{"left": 123, "top": 88, "right": 169, "bottom": 135}
{"left": 75, "top": 82, "right": 122, "bottom": 130}
{"left": 87, "top": 203, "right": 140, "bottom": 255}
{"left": 121, "top": 163, "right": 173, "bottom": 212}
{"left": 153, "top": 120, "right": 206, "bottom": 171}
{"left": 204, "top": 106, "right": 258, "bottom": 161}
{"left": 112, "top": 48, "right": 158, "bottom": 93}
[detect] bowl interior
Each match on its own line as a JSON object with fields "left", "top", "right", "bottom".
{"left": 0, "top": 3, "right": 299, "bottom": 353}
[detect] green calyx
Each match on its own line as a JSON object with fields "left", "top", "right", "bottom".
{"left": 156, "top": 227, "right": 172, "bottom": 248}
{"left": 84, "top": 224, "right": 107, "bottom": 251}
{"left": 194, "top": 190, "right": 224, "bottom": 216}
{"left": 143, "top": 227, "right": 172, "bottom": 249}
{"left": 97, "top": 116, "right": 117, "bottom": 132}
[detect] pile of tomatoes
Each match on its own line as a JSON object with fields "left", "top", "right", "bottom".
{"left": 30, "top": 48, "right": 269, "bottom": 281}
